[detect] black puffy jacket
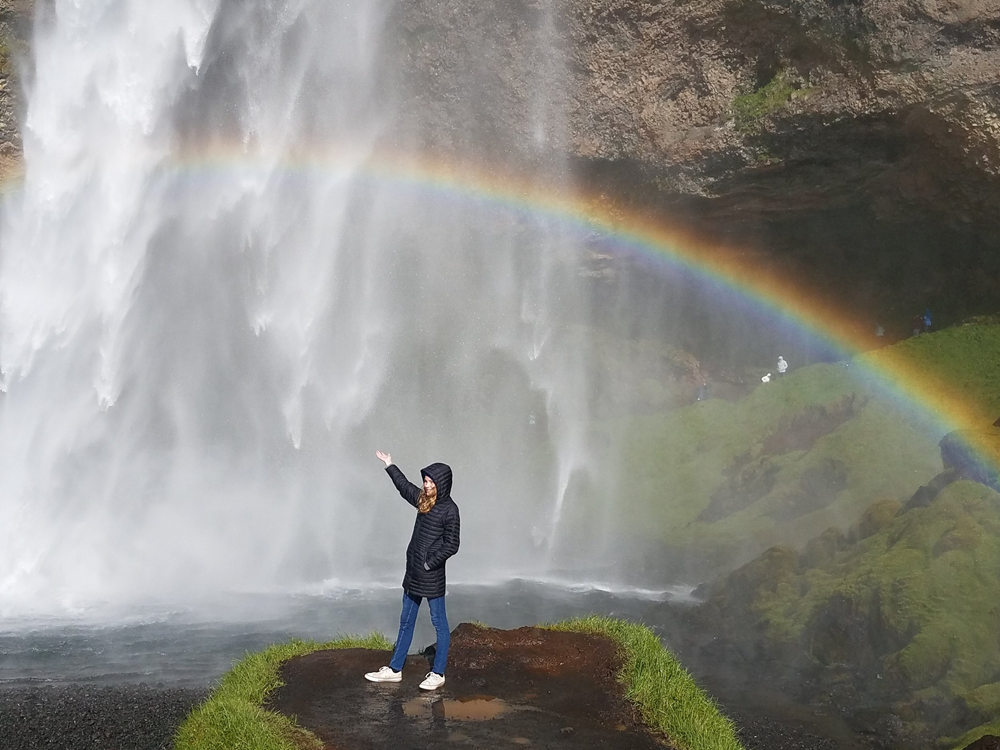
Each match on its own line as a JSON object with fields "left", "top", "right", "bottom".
{"left": 386, "top": 463, "right": 461, "bottom": 599}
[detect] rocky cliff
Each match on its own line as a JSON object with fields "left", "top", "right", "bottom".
{"left": 2, "top": 0, "right": 998, "bottom": 339}
{"left": 0, "top": 0, "right": 27, "bottom": 180}
{"left": 386, "top": 0, "right": 1000, "bottom": 332}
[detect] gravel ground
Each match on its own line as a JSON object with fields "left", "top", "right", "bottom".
{"left": 728, "top": 710, "right": 844, "bottom": 750}
{"left": 0, "top": 684, "right": 207, "bottom": 750}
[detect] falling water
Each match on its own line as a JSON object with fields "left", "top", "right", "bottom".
{"left": 0, "top": 0, "right": 610, "bottom": 616}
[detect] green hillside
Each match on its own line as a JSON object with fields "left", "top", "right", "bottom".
{"left": 658, "top": 322, "right": 1000, "bottom": 747}
{"left": 568, "top": 323, "right": 1000, "bottom": 577}
{"left": 698, "top": 479, "right": 1000, "bottom": 748}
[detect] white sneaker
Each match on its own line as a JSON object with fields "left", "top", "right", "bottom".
{"left": 364, "top": 666, "right": 402, "bottom": 683}
{"left": 419, "top": 671, "right": 446, "bottom": 690}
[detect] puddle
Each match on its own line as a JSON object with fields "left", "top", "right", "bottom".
{"left": 403, "top": 695, "right": 510, "bottom": 721}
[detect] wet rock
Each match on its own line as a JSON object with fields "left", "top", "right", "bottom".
{"left": 768, "top": 458, "right": 850, "bottom": 523}
{"left": 804, "top": 592, "right": 908, "bottom": 674}
{"left": 799, "top": 527, "right": 847, "bottom": 569}
{"left": 701, "top": 544, "right": 801, "bottom": 609}
{"left": 761, "top": 396, "right": 866, "bottom": 456}
{"left": 267, "top": 625, "right": 665, "bottom": 750}
{"left": 384, "top": 0, "right": 1000, "bottom": 326}
{"left": 700, "top": 452, "right": 781, "bottom": 522}
{"left": 901, "top": 468, "right": 960, "bottom": 511}
{"left": 940, "top": 431, "right": 1000, "bottom": 490}
{"left": 964, "top": 736, "right": 1000, "bottom": 750}
{"left": 846, "top": 498, "right": 902, "bottom": 542}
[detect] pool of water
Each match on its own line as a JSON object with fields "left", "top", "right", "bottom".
{"left": 0, "top": 578, "right": 686, "bottom": 687}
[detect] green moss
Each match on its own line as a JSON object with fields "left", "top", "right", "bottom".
{"left": 848, "top": 498, "right": 902, "bottom": 542}
{"left": 732, "top": 71, "right": 796, "bottom": 130}
{"left": 964, "top": 682, "right": 1000, "bottom": 720}
{"left": 0, "top": 36, "right": 26, "bottom": 78}
{"left": 863, "top": 324, "right": 1000, "bottom": 423}
{"left": 548, "top": 616, "right": 744, "bottom": 750}
{"left": 715, "top": 480, "right": 1000, "bottom": 742}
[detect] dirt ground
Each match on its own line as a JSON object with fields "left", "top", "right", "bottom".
{"left": 267, "top": 623, "right": 669, "bottom": 750}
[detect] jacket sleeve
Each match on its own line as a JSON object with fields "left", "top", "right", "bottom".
{"left": 425, "top": 505, "right": 460, "bottom": 570}
{"left": 386, "top": 465, "right": 420, "bottom": 508}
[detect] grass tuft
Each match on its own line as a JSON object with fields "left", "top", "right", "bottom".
{"left": 732, "top": 71, "right": 795, "bottom": 130}
{"left": 548, "top": 616, "right": 744, "bottom": 750}
{"left": 174, "top": 632, "right": 392, "bottom": 750}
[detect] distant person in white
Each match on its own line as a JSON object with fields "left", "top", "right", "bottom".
{"left": 761, "top": 373, "right": 772, "bottom": 383}
{"left": 777, "top": 356, "right": 788, "bottom": 377}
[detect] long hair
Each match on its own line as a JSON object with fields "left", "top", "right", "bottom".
{"left": 417, "top": 483, "right": 437, "bottom": 514}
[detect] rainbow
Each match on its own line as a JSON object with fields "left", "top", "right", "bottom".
{"left": 15, "top": 143, "right": 1000, "bottom": 468}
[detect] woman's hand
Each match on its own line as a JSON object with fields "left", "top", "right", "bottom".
{"left": 376, "top": 450, "right": 393, "bottom": 467}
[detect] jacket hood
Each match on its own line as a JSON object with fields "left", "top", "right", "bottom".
{"left": 420, "top": 462, "right": 453, "bottom": 499}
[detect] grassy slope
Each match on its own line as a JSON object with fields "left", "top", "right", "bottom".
{"left": 586, "top": 324, "right": 1000, "bottom": 574}
{"left": 551, "top": 616, "right": 743, "bottom": 750}
{"left": 737, "top": 480, "right": 1000, "bottom": 747}
{"left": 750, "top": 481, "right": 1000, "bottom": 681}
{"left": 867, "top": 323, "right": 1000, "bottom": 425}
{"left": 174, "top": 620, "right": 744, "bottom": 750}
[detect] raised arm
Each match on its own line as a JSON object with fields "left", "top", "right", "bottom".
{"left": 377, "top": 450, "right": 420, "bottom": 507}
{"left": 425, "top": 505, "right": 460, "bottom": 570}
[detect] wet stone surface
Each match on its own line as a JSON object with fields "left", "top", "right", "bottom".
{"left": 267, "top": 623, "right": 666, "bottom": 749}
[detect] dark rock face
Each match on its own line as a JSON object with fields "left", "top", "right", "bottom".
{"left": 768, "top": 457, "right": 850, "bottom": 522}
{"left": 901, "top": 466, "right": 960, "bottom": 510}
{"left": 965, "top": 736, "right": 1000, "bottom": 750}
{"left": 699, "top": 395, "right": 862, "bottom": 523}
{"left": 3, "top": 0, "right": 998, "bottom": 328}
{"left": 0, "top": 1, "right": 998, "bottom": 327}
{"left": 940, "top": 430, "right": 1000, "bottom": 489}
{"left": 0, "top": 0, "right": 28, "bottom": 170}
{"left": 382, "top": 0, "right": 1000, "bottom": 330}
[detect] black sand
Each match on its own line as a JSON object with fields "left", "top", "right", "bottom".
{"left": 0, "top": 684, "right": 206, "bottom": 750}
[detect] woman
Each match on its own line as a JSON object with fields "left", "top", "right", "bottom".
{"left": 365, "top": 450, "right": 461, "bottom": 691}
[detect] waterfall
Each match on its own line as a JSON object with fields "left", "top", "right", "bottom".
{"left": 0, "top": 0, "right": 599, "bottom": 614}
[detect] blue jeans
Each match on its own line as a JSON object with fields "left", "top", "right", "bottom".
{"left": 388, "top": 590, "right": 450, "bottom": 675}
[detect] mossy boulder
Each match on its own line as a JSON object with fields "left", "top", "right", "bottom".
{"left": 963, "top": 684, "right": 1000, "bottom": 724}
{"left": 693, "top": 479, "right": 1000, "bottom": 746}
{"left": 846, "top": 498, "right": 901, "bottom": 542}
{"left": 799, "top": 526, "right": 846, "bottom": 570}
